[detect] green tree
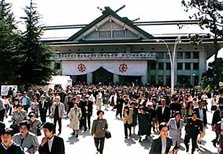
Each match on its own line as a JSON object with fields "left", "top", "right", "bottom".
{"left": 182, "top": 0, "right": 223, "bottom": 60}
{"left": 202, "top": 58, "right": 223, "bottom": 89}
{"left": 0, "top": 0, "right": 20, "bottom": 84}
{"left": 182, "top": 0, "right": 223, "bottom": 89}
{"left": 18, "top": 0, "right": 54, "bottom": 87}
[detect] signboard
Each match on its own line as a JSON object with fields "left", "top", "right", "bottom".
{"left": 1, "top": 85, "right": 17, "bottom": 96}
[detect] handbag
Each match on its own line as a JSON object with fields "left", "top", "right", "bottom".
{"left": 37, "top": 128, "right": 42, "bottom": 136}
{"left": 105, "top": 130, "right": 111, "bottom": 139}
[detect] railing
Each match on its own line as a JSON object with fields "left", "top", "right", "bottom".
{"left": 53, "top": 52, "right": 157, "bottom": 61}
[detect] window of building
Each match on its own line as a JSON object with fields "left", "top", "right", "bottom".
{"left": 159, "top": 63, "right": 164, "bottom": 70}
{"left": 185, "top": 63, "right": 191, "bottom": 70}
{"left": 157, "top": 52, "right": 164, "bottom": 59}
{"left": 193, "top": 63, "right": 199, "bottom": 70}
{"left": 177, "top": 52, "right": 183, "bottom": 59}
{"left": 177, "top": 63, "right": 183, "bottom": 70}
{"left": 166, "top": 53, "right": 170, "bottom": 59}
{"left": 150, "top": 75, "right": 156, "bottom": 84}
{"left": 54, "top": 62, "right": 61, "bottom": 70}
{"left": 193, "top": 51, "right": 199, "bottom": 59}
{"left": 166, "top": 75, "right": 171, "bottom": 86}
{"left": 158, "top": 75, "right": 163, "bottom": 85}
{"left": 166, "top": 63, "right": 171, "bottom": 70}
{"left": 185, "top": 52, "right": 191, "bottom": 59}
{"left": 99, "top": 31, "right": 111, "bottom": 38}
{"left": 112, "top": 30, "right": 125, "bottom": 38}
{"left": 150, "top": 62, "right": 156, "bottom": 70}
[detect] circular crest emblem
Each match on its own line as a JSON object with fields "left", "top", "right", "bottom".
{"left": 119, "top": 63, "right": 128, "bottom": 73}
{"left": 78, "top": 63, "right": 86, "bottom": 72}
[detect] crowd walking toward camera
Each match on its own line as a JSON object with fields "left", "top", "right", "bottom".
{"left": 0, "top": 84, "right": 223, "bottom": 154}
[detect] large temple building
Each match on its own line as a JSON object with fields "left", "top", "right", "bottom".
{"left": 43, "top": 7, "right": 222, "bottom": 87}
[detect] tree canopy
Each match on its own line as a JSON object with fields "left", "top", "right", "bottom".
{"left": 17, "top": 1, "right": 54, "bottom": 87}
{"left": 182, "top": 0, "right": 223, "bottom": 60}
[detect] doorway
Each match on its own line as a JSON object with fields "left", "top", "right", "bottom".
{"left": 93, "top": 67, "right": 113, "bottom": 84}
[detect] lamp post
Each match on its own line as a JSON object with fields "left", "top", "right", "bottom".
{"left": 193, "top": 73, "right": 196, "bottom": 87}
{"left": 157, "top": 36, "right": 181, "bottom": 95}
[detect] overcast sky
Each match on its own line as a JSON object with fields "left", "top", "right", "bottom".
{"left": 7, "top": 0, "right": 208, "bottom": 36}
{"left": 8, "top": 0, "right": 192, "bottom": 25}
{"left": 7, "top": 0, "right": 222, "bottom": 59}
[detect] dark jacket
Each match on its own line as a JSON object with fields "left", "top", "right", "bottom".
{"left": 212, "top": 110, "right": 221, "bottom": 126}
{"left": 185, "top": 118, "right": 203, "bottom": 135}
{"left": 39, "top": 135, "right": 65, "bottom": 154}
{"left": 156, "top": 105, "right": 170, "bottom": 123}
{"left": 79, "top": 100, "right": 93, "bottom": 116}
{"left": 39, "top": 101, "right": 48, "bottom": 113}
{"left": 193, "top": 107, "right": 207, "bottom": 126}
{"left": 0, "top": 121, "right": 5, "bottom": 135}
{"left": 149, "top": 136, "right": 173, "bottom": 154}
{"left": 0, "top": 142, "right": 24, "bottom": 154}
{"left": 138, "top": 112, "right": 151, "bottom": 136}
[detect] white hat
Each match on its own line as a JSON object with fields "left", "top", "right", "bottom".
{"left": 147, "top": 101, "right": 153, "bottom": 106}
{"left": 76, "top": 95, "right": 81, "bottom": 98}
{"left": 55, "top": 96, "right": 61, "bottom": 99}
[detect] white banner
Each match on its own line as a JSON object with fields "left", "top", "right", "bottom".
{"left": 62, "top": 61, "right": 147, "bottom": 76}
{"left": 1, "top": 85, "right": 17, "bottom": 96}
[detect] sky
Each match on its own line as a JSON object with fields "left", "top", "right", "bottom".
{"left": 6, "top": 0, "right": 223, "bottom": 59}
{"left": 7, "top": 0, "right": 208, "bottom": 36}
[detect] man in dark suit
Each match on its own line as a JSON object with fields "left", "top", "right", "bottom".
{"left": 39, "top": 122, "right": 65, "bottom": 154}
{"left": 149, "top": 122, "right": 173, "bottom": 154}
{"left": 184, "top": 111, "right": 203, "bottom": 154}
{"left": 193, "top": 101, "right": 207, "bottom": 143}
{"left": 83, "top": 95, "right": 93, "bottom": 130}
{"left": 39, "top": 96, "right": 48, "bottom": 125}
{"left": 211, "top": 104, "right": 223, "bottom": 147}
{"left": 156, "top": 99, "right": 170, "bottom": 124}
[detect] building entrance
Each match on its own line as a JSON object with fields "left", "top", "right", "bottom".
{"left": 93, "top": 67, "right": 113, "bottom": 84}
{"left": 119, "top": 75, "right": 141, "bottom": 85}
{"left": 71, "top": 75, "right": 87, "bottom": 84}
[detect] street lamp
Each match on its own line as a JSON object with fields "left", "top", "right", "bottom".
{"left": 156, "top": 36, "right": 181, "bottom": 95}
{"left": 193, "top": 73, "right": 196, "bottom": 87}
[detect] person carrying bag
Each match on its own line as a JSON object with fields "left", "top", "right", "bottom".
{"left": 91, "top": 110, "right": 109, "bottom": 154}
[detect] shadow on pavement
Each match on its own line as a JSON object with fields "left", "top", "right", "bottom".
{"left": 198, "top": 146, "right": 216, "bottom": 154}
{"left": 66, "top": 136, "right": 80, "bottom": 144}
{"left": 80, "top": 131, "right": 91, "bottom": 138}
{"left": 139, "top": 139, "right": 151, "bottom": 150}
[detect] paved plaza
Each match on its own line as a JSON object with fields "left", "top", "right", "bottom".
{"left": 4, "top": 99, "right": 218, "bottom": 154}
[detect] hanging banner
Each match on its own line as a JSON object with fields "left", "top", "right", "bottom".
{"left": 62, "top": 61, "right": 147, "bottom": 76}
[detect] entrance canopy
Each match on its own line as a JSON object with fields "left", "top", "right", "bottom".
{"left": 62, "top": 61, "right": 147, "bottom": 76}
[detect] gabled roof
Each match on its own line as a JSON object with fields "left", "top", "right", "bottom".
{"left": 68, "top": 7, "right": 154, "bottom": 41}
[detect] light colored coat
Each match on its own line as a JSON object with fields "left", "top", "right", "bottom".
{"left": 123, "top": 108, "right": 133, "bottom": 125}
{"left": 50, "top": 102, "right": 65, "bottom": 118}
{"left": 168, "top": 117, "right": 183, "bottom": 147}
{"left": 12, "top": 110, "right": 27, "bottom": 124}
{"left": 68, "top": 107, "right": 82, "bottom": 130}
{"left": 96, "top": 92, "right": 103, "bottom": 106}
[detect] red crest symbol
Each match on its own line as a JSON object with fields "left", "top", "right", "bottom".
{"left": 78, "top": 63, "right": 86, "bottom": 72}
{"left": 119, "top": 63, "right": 128, "bottom": 73}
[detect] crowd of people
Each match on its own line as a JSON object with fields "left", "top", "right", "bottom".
{"left": 0, "top": 85, "right": 223, "bottom": 154}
